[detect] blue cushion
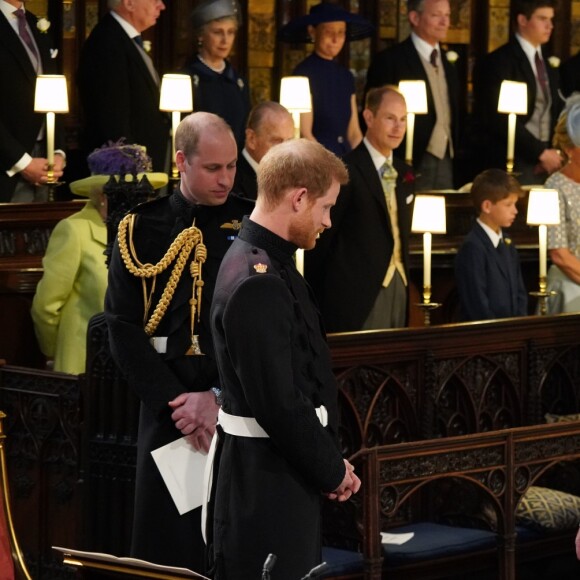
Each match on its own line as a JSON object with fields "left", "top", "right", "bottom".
{"left": 321, "top": 546, "right": 364, "bottom": 576}
{"left": 383, "top": 522, "right": 497, "bottom": 565}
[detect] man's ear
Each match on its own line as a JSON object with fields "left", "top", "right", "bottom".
{"left": 481, "top": 199, "right": 493, "bottom": 215}
{"left": 408, "top": 10, "right": 420, "bottom": 29}
{"left": 362, "top": 108, "right": 373, "bottom": 129}
{"left": 175, "top": 150, "right": 187, "bottom": 173}
{"left": 291, "top": 187, "right": 308, "bottom": 212}
{"left": 245, "top": 128, "right": 256, "bottom": 152}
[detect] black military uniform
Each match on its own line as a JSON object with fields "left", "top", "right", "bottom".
{"left": 105, "top": 190, "right": 252, "bottom": 572}
{"left": 209, "top": 217, "right": 346, "bottom": 580}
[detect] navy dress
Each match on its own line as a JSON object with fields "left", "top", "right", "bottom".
{"left": 182, "top": 56, "right": 250, "bottom": 149}
{"left": 293, "top": 53, "right": 356, "bottom": 156}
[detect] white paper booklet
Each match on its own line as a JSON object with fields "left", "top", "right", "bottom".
{"left": 151, "top": 436, "right": 208, "bottom": 515}
{"left": 380, "top": 531, "right": 415, "bottom": 545}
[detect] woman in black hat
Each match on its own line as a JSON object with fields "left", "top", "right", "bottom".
{"left": 182, "top": 0, "right": 250, "bottom": 148}
{"left": 278, "top": 3, "right": 373, "bottom": 157}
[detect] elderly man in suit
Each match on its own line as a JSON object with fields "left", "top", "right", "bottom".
{"left": 233, "top": 101, "right": 295, "bottom": 201}
{"left": 305, "top": 86, "right": 415, "bottom": 332}
{"left": 473, "top": 0, "right": 562, "bottom": 185}
{"left": 0, "top": 0, "right": 65, "bottom": 202}
{"left": 77, "top": 0, "right": 169, "bottom": 171}
{"left": 365, "top": 0, "right": 458, "bottom": 191}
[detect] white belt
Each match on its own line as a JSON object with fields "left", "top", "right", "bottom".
{"left": 201, "top": 405, "right": 328, "bottom": 543}
{"left": 149, "top": 336, "right": 168, "bottom": 354}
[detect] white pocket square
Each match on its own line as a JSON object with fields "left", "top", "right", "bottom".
{"left": 406, "top": 194, "right": 414, "bottom": 205}
{"left": 50, "top": 48, "right": 58, "bottom": 59}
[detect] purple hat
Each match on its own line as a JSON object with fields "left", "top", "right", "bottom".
{"left": 277, "top": 3, "right": 374, "bottom": 43}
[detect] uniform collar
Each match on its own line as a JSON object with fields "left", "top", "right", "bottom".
{"left": 238, "top": 216, "right": 297, "bottom": 263}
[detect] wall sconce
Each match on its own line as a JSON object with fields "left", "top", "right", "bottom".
{"left": 159, "top": 74, "right": 193, "bottom": 180}
{"left": 34, "top": 75, "right": 69, "bottom": 191}
{"left": 527, "top": 188, "right": 560, "bottom": 314}
{"left": 279, "top": 76, "right": 312, "bottom": 275}
{"left": 497, "top": 80, "right": 528, "bottom": 174}
{"left": 398, "top": 80, "right": 428, "bottom": 167}
{"left": 411, "top": 194, "right": 446, "bottom": 325}
{"left": 279, "top": 76, "right": 312, "bottom": 140}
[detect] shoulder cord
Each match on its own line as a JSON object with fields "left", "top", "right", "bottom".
{"left": 117, "top": 213, "right": 207, "bottom": 340}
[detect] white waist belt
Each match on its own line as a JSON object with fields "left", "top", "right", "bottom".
{"left": 149, "top": 336, "right": 167, "bottom": 354}
{"left": 218, "top": 405, "right": 328, "bottom": 438}
{"left": 201, "top": 404, "right": 329, "bottom": 543}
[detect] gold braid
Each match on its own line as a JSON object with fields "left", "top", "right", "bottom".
{"left": 117, "top": 213, "right": 206, "bottom": 339}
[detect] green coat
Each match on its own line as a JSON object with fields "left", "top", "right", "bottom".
{"left": 31, "top": 202, "right": 107, "bottom": 374}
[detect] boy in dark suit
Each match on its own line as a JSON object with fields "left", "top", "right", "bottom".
{"left": 455, "top": 168, "right": 528, "bottom": 321}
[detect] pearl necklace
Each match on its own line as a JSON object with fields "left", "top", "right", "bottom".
{"left": 198, "top": 55, "right": 226, "bottom": 73}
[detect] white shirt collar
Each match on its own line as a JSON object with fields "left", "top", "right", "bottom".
{"left": 242, "top": 148, "right": 259, "bottom": 173}
{"left": 411, "top": 32, "right": 440, "bottom": 63}
{"left": 110, "top": 9, "right": 140, "bottom": 40}
{"left": 515, "top": 32, "right": 542, "bottom": 71}
{"left": 1, "top": 0, "right": 24, "bottom": 28}
{"left": 363, "top": 137, "right": 393, "bottom": 172}
{"left": 477, "top": 218, "right": 503, "bottom": 248}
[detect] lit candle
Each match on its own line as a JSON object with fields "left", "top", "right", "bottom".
{"left": 295, "top": 249, "right": 304, "bottom": 276}
{"left": 538, "top": 224, "right": 547, "bottom": 279}
{"left": 172, "top": 111, "right": 180, "bottom": 179}
{"left": 423, "top": 231, "right": 432, "bottom": 289}
{"left": 507, "top": 112, "right": 516, "bottom": 168}
{"left": 46, "top": 111, "right": 55, "bottom": 166}
{"left": 405, "top": 112, "right": 415, "bottom": 165}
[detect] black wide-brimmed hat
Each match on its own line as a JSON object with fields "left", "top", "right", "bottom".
{"left": 277, "top": 3, "right": 374, "bottom": 43}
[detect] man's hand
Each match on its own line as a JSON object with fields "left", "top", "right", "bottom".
{"left": 169, "top": 391, "right": 219, "bottom": 453}
{"left": 20, "top": 156, "right": 65, "bottom": 185}
{"left": 326, "top": 459, "right": 361, "bottom": 502}
{"left": 538, "top": 148, "right": 562, "bottom": 175}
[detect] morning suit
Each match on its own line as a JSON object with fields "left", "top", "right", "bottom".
{"left": 210, "top": 218, "right": 345, "bottom": 580}
{"left": 232, "top": 152, "right": 258, "bottom": 201}
{"left": 31, "top": 203, "right": 107, "bottom": 374}
{"left": 455, "top": 222, "right": 527, "bottom": 321}
{"left": 365, "top": 36, "right": 460, "bottom": 171}
{"left": 305, "top": 142, "right": 415, "bottom": 333}
{"left": 105, "top": 191, "right": 252, "bottom": 572}
{"left": 0, "top": 4, "right": 56, "bottom": 201}
{"left": 473, "top": 39, "right": 562, "bottom": 181}
{"left": 77, "top": 13, "right": 169, "bottom": 171}
{"left": 560, "top": 52, "right": 580, "bottom": 97}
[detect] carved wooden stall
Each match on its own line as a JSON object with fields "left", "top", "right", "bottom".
{"left": 2, "top": 312, "right": 580, "bottom": 578}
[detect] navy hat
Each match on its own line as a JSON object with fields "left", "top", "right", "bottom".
{"left": 277, "top": 3, "right": 374, "bottom": 43}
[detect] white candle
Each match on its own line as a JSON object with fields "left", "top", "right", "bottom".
{"left": 172, "top": 111, "right": 180, "bottom": 178}
{"left": 405, "top": 112, "right": 415, "bottom": 164}
{"left": 423, "top": 232, "right": 432, "bottom": 288}
{"left": 295, "top": 248, "right": 304, "bottom": 276}
{"left": 507, "top": 112, "right": 516, "bottom": 164}
{"left": 46, "top": 111, "right": 55, "bottom": 166}
{"left": 539, "top": 224, "right": 547, "bottom": 278}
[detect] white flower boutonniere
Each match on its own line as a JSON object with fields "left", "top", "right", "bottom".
{"left": 193, "top": 74, "right": 199, "bottom": 87}
{"left": 142, "top": 40, "right": 152, "bottom": 53}
{"left": 37, "top": 18, "right": 50, "bottom": 33}
{"left": 237, "top": 78, "right": 244, "bottom": 90}
{"left": 548, "top": 56, "right": 560, "bottom": 68}
{"left": 446, "top": 50, "right": 459, "bottom": 64}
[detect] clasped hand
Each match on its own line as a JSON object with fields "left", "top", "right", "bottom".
{"left": 326, "top": 459, "right": 361, "bottom": 502}
{"left": 168, "top": 390, "right": 219, "bottom": 453}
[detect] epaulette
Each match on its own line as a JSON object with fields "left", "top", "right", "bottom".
{"left": 130, "top": 195, "right": 168, "bottom": 215}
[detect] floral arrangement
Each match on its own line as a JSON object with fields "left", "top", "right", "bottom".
{"left": 446, "top": 50, "right": 459, "bottom": 64}
{"left": 143, "top": 40, "right": 152, "bottom": 53}
{"left": 403, "top": 170, "right": 416, "bottom": 184}
{"left": 87, "top": 140, "right": 152, "bottom": 176}
{"left": 37, "top": 17, "right": 50, "bottom": 33}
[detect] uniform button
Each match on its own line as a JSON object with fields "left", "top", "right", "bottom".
{"left": 337, "top": 136, "right": 344, "bottom": 143}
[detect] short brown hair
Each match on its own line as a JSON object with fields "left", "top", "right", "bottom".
{"left": 471, "top": 169, "right": 523, "bottom": 214}
{"left": 175, "top": 111, "right": 234, "bottom": 160}
{"left": 257, "top": 139, "right": 348, "bottom": 208}
{"left": 512, "top": 0, "right": 555, "bottom": 22}
{"left": 365, "top": 85, "right": 404, "bottom": 115}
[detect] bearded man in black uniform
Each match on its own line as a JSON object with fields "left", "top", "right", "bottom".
{"left": 209, "top": 139, "right": 361, "bottom": 580}
{"left": 105, "top": 112, "right": 252, "bottom": 572}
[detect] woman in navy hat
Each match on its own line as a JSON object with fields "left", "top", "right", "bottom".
{"left": 182, "top": 0, "right": 250, "bottom": 148}
{"left": 278, "top": 3, "right": 373, "bottom": 157}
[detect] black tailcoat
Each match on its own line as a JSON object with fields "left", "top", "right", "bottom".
{"left": 305, "top": 142, "right": 415, "bottom": 332}
{"left": 77, "top": 13, "right": 169, "bottom": 171}
{"left": 232, "top": 152, "right": 258, "bottom": 201}
{"left": 0, "top": 8, "right": 57, "bottom": 201}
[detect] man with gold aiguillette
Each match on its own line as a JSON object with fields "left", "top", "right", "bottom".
{"left": 104, "top": 112, "right": 252, "bottom": 573}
